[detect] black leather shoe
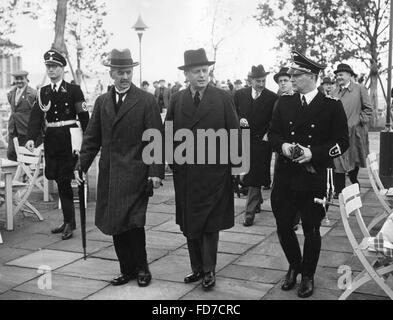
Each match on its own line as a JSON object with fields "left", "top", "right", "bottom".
{"left": 184, "top": 271, "right": 203, "bottom": 283}
{"left": 281, "top": 267, "right": 300, "bottom": 291}
{"left": 137, "top": 268, "right": 152, "bottom": 287}
{"left": 255, "top": 206, "right": 262, "bottom": 213}
{"left": 202, "top": 271, "right": 216, "bottom": 290}
{"left": 110, "top": 274, "right": 134, "bottom": 286}
{"left": 298, "top": 276, "right": 314, "bottom": 298}
{"left": 243, "top": 213, "right": 255, "bottom": 227}
{"left": 51, "top": 223, "right": 66, "bottom": 234}
{"left": 61, "top": 223, "right": 74, "bottom": 240}
{"left": 293, "top": 224, "right": 299, "bottom": 231}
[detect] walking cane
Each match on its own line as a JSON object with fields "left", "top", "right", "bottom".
{"left": 78, "top": 170, "right": 87, "bottom": 260}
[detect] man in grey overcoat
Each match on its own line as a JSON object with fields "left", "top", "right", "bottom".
{"left": 76, "top": 49, "right": 164, "bottom": 287}
{"left": 331, "top": 63, "right": 373, "bottom": 196}
{"left": 165, "top": 48, "right": 240, "bottom": 290}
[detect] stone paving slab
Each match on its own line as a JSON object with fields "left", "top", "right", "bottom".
{"left": 87, "top": 279, "right": 196, "bottom": 300}
{"left": 149, "top": 253, "right": 239, "bottom": 283}
{"left": 225, "top": 223, "right": 276, "bottom": 236}
{"left": 86, "top": 229, "right": 113, "bottom": 242}
{"left": 234, "top": 254, "right": 289, "bottom": 271}
{"left": 318, "top": 250, "right": 353, "bottom": 268}
{"left": 219, "top": 231, "right": 264, "bottom": 245}
{"left": 0, "top": 290, "right": 68, "bottom": 300}
{"left": 321, "top": 236, "right": 354, "bottom": 253}
{"left": 217, "top": 264, "right": 286, "bottom": 284}
{"left": 235, "top": 213, "right": 277, "bottom": 227}
{"left": 146, "top": 212, "right": 173, "bottom": 227}
{"left": 150, "top": 220, "right": 181, "bottom": 233}
{"left": 6, "top": 249, "right": 83, "bottom": 270}
{"left": 247, "top": 242, "right": 286, "bottom": 257}
{"left": 295, "top": 225, "right": 332, "bottom": 237}
{"left": 147, "top": 204, "right": 176, "bottom": 214}
{"left": 55, "top": 257, "right": 119, "bottom": 281}
{"left": 146, "top": 231, "right": 186, "bottom": 251}
{"left": 181, "top": 277, "right": 274, "bottom": 300}
{"left": 218, "top": 241, "right": 255, "bottom": 255}
{"left": 148, "top": 194, "right": 172, "bottom": 205}
{"left": 0, "top": 266, "right": 39, "bottom": 294}
{"left": 46, "top": 239, "right": 111, "bottom": 255}
{"left": 0, "top": 246, "right": 33, "bottom": 265}
{"left": 91, "top": 246, "right": 169, "bottom": 264}
{"left": 13, "top": 274, "right": 108, "bottom": 300}
{"left": 10, "top": 233, "right": 61, "bottom": 250}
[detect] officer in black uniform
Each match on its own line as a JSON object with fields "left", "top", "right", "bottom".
{"left": 26, "top": 49, "right": 89, "bottom": 240}
{"left": 268, "top": 51, "right": 349, "bottom": 298}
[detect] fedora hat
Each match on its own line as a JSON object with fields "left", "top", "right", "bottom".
{"left": 12, "top": 70, "right": 29, "bottom": 77}
{"left": 178, "top": 48, "right": 215, "bottom": 70}
{"left": 249, "top": 65, "right": 270, "bottom": 78}
{"left": 321, "top": 77, "right": 333, "bottom": 85}
{"left": 334, "top": 63, "right": 356, "bottom": 76}
{"left": 104, "top": 49, "right": 139, "bottom": 68}
{"left": 273, "top": 67, "right": 290, "bottom": 83}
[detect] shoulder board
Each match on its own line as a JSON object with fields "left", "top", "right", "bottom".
{"left": 325, "top": 94, "right": 339, "bottom": 101}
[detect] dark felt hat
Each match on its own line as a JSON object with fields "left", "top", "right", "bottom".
{"left": 321, "top": 77, "right": 333, "bottom": 85}
{"left": 288, "top": 50, "right": 326, "bottom": 75}
{"left": 334, "top": 63, "right": 356, "bottom": 76}
{"left": 178, "top": 48, "right": 215, "bottom": 70}
{"left": 104, "top": 49, "right": 139, "bottom": 68}
{"left": 249, "top": 65, "right": 270, "bottom": 78}
{"left": 12, "top": 70, "right": 29, "bottom": 77}
{"left": 44, "top": 49, "right": 67, "bottom": 67}
{"left": 274, "top": 67, "right": 290, "bottom": 83}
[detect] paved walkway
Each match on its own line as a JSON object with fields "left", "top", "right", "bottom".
{"left": 0, "top": 132, "right": 392, "bottom": 300}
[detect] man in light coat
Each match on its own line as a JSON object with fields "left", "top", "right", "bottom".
{"left": 7, "top": 70, "right": 37, "bottom": 161}
{"left": 331, "top": 63, "right": 373, "bottom": 196}
{"left": 76, "top": 49, "right": 164, "bottom": 287}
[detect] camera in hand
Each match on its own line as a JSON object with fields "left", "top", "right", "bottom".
{"left": 291, "top": 145, "right": 304, "bottom": 159}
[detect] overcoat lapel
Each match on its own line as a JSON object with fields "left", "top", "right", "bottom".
{"left": 15, "top": 87, "right": 27, "bottom": 107}
{"left": 180, "top": 89, "right": 196, "bottom": 128}
{"left": 294, "top": 92, "right": 325, "bottom": 129}
{"left": 113, "top": 84, "right": 140, "bottom": 127}
{"left": 190, "top": 85, "right": 214, "bottom": 129}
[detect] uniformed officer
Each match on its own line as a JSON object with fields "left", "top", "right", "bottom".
{"left": 268, "top": 50, "right": 349, "bottom": 298}
{"left": 25, "top": 49, "right": 89, "bottom": 240}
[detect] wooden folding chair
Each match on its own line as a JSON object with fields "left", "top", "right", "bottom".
{"left": 366, "top": 153, "right": 391, "bottom": 231}
{"left": 0, "top": 139, "right": 44, "bottom": 222}
{"left": 339, "top": 183, "right": 393, "bottom": 300}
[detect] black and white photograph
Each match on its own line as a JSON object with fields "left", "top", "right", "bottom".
{"left": 0, "top": 0, "right": 393, "bottom": 307}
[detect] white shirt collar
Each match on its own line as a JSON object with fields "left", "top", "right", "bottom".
{"left": 115, "top": 86, "right": 131, "bottom": 95}
{"left": 341, "top": 80, "right": 351, "bottom": 89}
{"left": 16, "top": 85, "right": 27, "bottom": 93}
{"left": 252, "top": 87, "right": 262, "bottom": 100}
{"left": 51, "top": 79, "right": 63, "bottom": 92}
{"left": 300, "top": 88, "right": 319, "bottom": 105}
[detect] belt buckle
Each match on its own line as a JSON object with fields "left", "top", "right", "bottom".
{"left": 60, "top": 121, "right": 65, "bottom": 127}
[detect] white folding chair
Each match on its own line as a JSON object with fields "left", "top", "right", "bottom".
{"left": 366, "top": 153, "right": 391, "bottom": 231}
{"left": 0, "top": 139, "right": 44, "bottom": 221}
{"left": 0, "top": 230, "right": 3, "bottom": 244}
{"left": 339, "top": 183, "right": 393, "bottom": 300}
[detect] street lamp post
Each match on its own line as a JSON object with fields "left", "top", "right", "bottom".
{"left": 132, "top": 15, "right": 148, "bottom": 87}
{"left": 379, "top": 0, "right": 393, "bottom": 187}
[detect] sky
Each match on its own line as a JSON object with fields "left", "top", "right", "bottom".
{"left": 10, "top": 0, "right": 282, "bottom": 92}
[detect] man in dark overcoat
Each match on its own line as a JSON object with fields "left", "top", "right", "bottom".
{"left": 165, "top": 48, "right": 240, "bottom": 290}
{"left": 76, "top": 49, "right": 164, "bottom": 287}
{"left": 234, "top": 65, "right": 277, "bottom": 227}
{"left": 7, "top": 70, "right": 37, "bottom": 161}
{"left": 26, "top": 49, "right": 89, "bottom": 240}
{"left": 268, "top": 51, "right": 349, "bottom": 298}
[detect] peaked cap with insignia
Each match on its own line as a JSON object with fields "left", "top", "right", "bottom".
{"left": 288, "top": 50, "right": 326, "bottom": 75}
{"left": 44, "top": 49, "right": 67, "bottom": 67}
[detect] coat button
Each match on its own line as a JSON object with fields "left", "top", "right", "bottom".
{"left": 291, "top": 132, "right": 295, "bottom": 135}
{"left": 311, "top": 124, "right": 315, "bottom": 128}
{"left": 289, "top": 121, "right": 293, "bottom": 125}
{"left": 307, "top": 145, "right": 311, "bottom": 148}
{"left": 309, "top": 135, "right": 312, "bottom": 138}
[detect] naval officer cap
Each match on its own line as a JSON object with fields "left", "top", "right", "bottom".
{"left": 44, "top": 49, "right": 67, "bottom": 67}
{"left": 288, "top": 50, "right": 326, "bottom": 76}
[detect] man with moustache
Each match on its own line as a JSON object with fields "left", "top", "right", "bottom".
{"left": 7, "top": 70, "right": 37, "bottom": 161}
{"left": 331, "top": 63, "right": 373, "bottom": 197}
{"left": 234, "top": 65, "right": 278, "bottom": 226}
{"left": 165, "top": 48, "right": 240, "bottom": 290}
{"left": 26, "top": 49, "right": 89, "bottom": 240}
{"left": 75, "top": 49, "right": 164, "bottom": 287}
{"left": 269, "top": 51, "right": 349, "bottom": 298}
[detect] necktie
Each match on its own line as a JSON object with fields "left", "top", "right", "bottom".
{"left": 301, "top": 95, "right": 308, "bottom": 108}
{"left": 52, "top": 83, "right": 57, "bottom": 92}
{"left": 115, "top": 92, "right": 126, "bottom": 113}
{"left": 194, "top": 91, "right": 201, "bottom": 107}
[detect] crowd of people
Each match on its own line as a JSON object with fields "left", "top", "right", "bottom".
{"left": 4, "top": 45, "right": 373, "bottom": 298}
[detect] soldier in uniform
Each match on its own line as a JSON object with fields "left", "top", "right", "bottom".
{"left": 268, "top": 51, "right": 349, "bottom": 298}
{"left": 25, "top": 49, "right": 89, "bottom": 240}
